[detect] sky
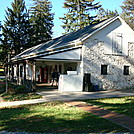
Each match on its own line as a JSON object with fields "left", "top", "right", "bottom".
{"left": 0, "top": 0, "right": 124, "bottom": 38}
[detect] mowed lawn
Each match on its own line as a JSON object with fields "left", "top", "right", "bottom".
{"left": 0, "top": 101, "right": 130, "bottom": 133}
{"left": 84, "top": 96, "right": 134, "bottom": 117}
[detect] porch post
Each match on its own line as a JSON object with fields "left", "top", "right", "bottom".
{"left": 32, "top": 60, "right": 36, "bottom": 91}
{"left": 5, "top": 65, "right": 8, "bottom": 93}
{"left": 23, "top": 62, "right": 26, "bottom": 85}
{"left": 11, "top": 64, "right": 14, "bottom": 82}
{"left": 7, "top": 65, "right": 10, "bottom": 81}
{"left": 17, "top": 63, "right": 19, "bottom": 85}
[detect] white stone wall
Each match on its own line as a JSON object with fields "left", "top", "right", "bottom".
{"left": 83, "top": 42, "right": 134, "bottom": 90}
{"left": 83, "top": 19, "right": 134, "bottom": 90}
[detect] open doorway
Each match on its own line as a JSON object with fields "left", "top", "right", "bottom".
{"left": 40, "top": 67, "right": 48, "bottom": 83}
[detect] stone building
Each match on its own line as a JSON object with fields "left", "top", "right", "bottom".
{"left": 7, "top": 16, "right": 134, "bottom": 91}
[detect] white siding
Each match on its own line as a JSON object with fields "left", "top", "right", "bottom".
{"left": 40, "top": 48, "right": 81, "bottom": 60}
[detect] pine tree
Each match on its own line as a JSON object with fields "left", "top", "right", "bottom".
{"left": 121, "top": 0, "right": 134, "bottom": 30}
{"left": 97, "top": 8, "right": 119, "bottom": 21}
{"left": 0, "top": 25, "right": 10, "bottom": 63}
{"left": 1, "top": 0, "right": 31, "bottom": 61}
{"left": 60, "top": 0, "right": 101, "bottom": 34}
{"left": 29, "top": 0, "right": 54, "bottom": 45}
{"left": 0, "top": 21, "right": 4, "bottom": 63}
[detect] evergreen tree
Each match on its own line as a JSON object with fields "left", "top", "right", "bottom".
{"left": 1, "top": 0, "right": 31, "bottom": 62}
{"left": 0, "top": 21, "right": 4, "bottom": 63}
{"left": 60, "top": 0, "right": 101, "bottom": 34}
{"left": 97, "top": 8, "right": 119, "bottom": 21}
{"left": 121, "top": 0, "right": 134, "bottom": 30}
{"left": 0, "top": 25, "right": 10, "bottom": 63}
{"left": 29, "top": 0, "right": 54, "bottom": 45}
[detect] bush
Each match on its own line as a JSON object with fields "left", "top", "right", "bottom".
{"left": 0, "top": 72, "right": 4, "bottom": 76}
{"left": 0, "top": 87, "right": 5, "bottom": 94}
{"left": 14, "top": 85, "right": 30, "bottom": 94}
{"left": 5, "top": 82, "right": 31, "bottom": 94}
{"left": 0, "top": 80, "right": 32, "bottom": 94}
{"left": 0, "top": 82, "right": 6, "bottom": 94}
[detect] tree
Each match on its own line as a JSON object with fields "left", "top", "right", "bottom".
{"left": 97, "top": 8, "right": 119, "bottom": 21}
{"left": 0, "top": 21, "right": 4, "bottom": 63}
{"left": 1, "top": 0, "right": 31, "bottom": 62}
{"left": 29, "top": 0, "right": 54, "bottom": 45}
{"left": 60, "top": 0, "right": 101, "bottom": 34}
{"left": 0, "top": 26, "right": 10, "bottom": 63}
{"left": 121, "top": 0, "right": 134, "bottom": 30}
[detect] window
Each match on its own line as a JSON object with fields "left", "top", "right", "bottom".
{"left": 128, "top": 42, "right": 134, "bottom": 57}
{"left": 124, "top": 66, "right": 129, "bottom": 75}
{"left": 112, "top": 33, "right": 123, "bottom": 55}
{"left": 101, "top": 65, "right": 108, "bottom": 75}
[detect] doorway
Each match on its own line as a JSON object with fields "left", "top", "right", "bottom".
{"left": 40, "top": 67, "right": 48, "bottom": 83}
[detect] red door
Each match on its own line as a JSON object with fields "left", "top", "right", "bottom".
{"left": 44, "top": 67, "right": 48, "bottom": 83}
{"left": 40, "top": 67, "right": 48, "bottom": 83}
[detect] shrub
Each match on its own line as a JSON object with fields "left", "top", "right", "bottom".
{"left": 0, "top": 87, "right": 5, "bottom": 94}
{"left": 5, "top": 82, "right": 31, "bottom": 94}
{"left": 14, "top": 85, "right": 30, "bottom": 94}
{"left": 0, "top": 80, "right": 32, "bottom": 94}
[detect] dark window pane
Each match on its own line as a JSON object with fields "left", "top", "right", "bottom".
{"left": 101, "top": 65, "right": 107, "bottom": 75}
{"left": 124, "top": 66, "right": 129, "bottom": 75}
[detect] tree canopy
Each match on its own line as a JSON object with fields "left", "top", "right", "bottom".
{"left": 97, "top": 8, "right": 119, "bottom": 21}
{"left": 0, "top": 0, "right": 54, "bottom": 64}
{"left": 60, "top": 0, "right": 101, "bottom": 34}
{"left": 29, "top": 0, "right": 54, "bottom": 45}
{"left": 121, "top": 0, "right": 134, "bottom": 30}
{"left": 1, "top": 0, "right": 30, "bottom": 63}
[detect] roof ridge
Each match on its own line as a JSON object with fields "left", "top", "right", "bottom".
{"left": 12, "top": 16, "right": 120, "bottom": 61}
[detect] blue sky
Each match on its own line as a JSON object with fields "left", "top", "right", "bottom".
{"left": 0, "top": 0, "right": 124, "bottom": 38}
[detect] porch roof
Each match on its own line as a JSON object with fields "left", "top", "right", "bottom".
{"left": 12, "top": 16, "right": 120, "bottom": 61}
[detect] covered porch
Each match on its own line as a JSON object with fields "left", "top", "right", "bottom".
{"left": 7, "top": 47, "right": 83, "bottom": 91}
{"left": 35, "top": 60, "right": 81, "bottom": 83}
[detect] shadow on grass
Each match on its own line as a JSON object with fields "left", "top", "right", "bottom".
{"left": 0, "top": 102, "right": 129, "bottom": 133}
{"left": 84, "top": 96, "right": 134, "bottom": 118}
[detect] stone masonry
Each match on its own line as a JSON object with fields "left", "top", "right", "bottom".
{"left": 83, "top": 40, "right": 134, "bottom": 90}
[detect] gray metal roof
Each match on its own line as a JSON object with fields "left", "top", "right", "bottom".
{"left": 12, "top": 16, "right": 119, "bottom": 61}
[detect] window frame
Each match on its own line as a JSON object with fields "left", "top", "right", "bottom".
{"left": 128, "top": 42, "right": 134, "bottom": 57}
{"left": 101, "top": 65, "right": 108, "bottom": 75}
{"left": 123, "top": 66, "right": 129, "bottom": 75}
{"left": 112, "top": 32, "right": 123, "bottom": 55}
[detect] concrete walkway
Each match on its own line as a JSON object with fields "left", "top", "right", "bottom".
{"left": 65, "top": 101, "right": 134, "bottom": 132}
{"left": 37, "top": 89, "right": 134, "bottom": 101}
{"left": 0, "top": 98, "right": 49, "bottom": 108}
{"left": 0, "top": 90, "right": 134, "bottom": 108}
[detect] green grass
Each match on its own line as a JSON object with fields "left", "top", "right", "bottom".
{"left": 84, "top": 96, "right": 134, "bottom": 117}
{"left": 0, "top": 68, "right": 4, "bottom": 76}
{"left": 0, "top": 101, "right": 130, "bottom": 133}
{"left": 0, "top": 92, "right": 42, "bottom": 102}
{"left": 0, "top": 69, "right": 4, "bottom": 71}
{"left": 0, "top": 72, "right": 4, "bottom": 76}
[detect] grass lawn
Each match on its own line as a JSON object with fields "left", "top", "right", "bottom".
{"left": 0, "top": 69, "right": 4, "bottom": 76}
{"left": 0, "top": 92, "right": 42, "bottom": 102}
{"left": 0, "top": 101, "right": 130, "bottom": 133}
{"left": 0, "top": 79, "right": 42, "bottom": 102}
{"left": 0, "top": 69, "right": 4, "bottom": 71}
{"left": 84, "top": 96, "right": 134, "bottom": 118}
